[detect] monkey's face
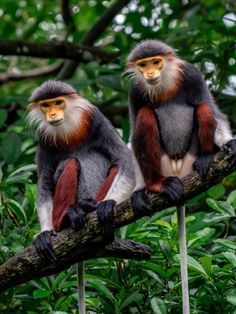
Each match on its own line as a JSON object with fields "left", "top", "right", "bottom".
{"left": 38, "top": 97, "right": 66, "bottom": 126}
{"left": 136, "top": 56, "right": 164, "bottom": 85}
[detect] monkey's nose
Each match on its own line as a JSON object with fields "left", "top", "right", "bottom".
{"left": 147, "top": 72, "right": 154, "bottom": 77}
{"left": 50, "top": 113, "right": 56, "bottom": 118}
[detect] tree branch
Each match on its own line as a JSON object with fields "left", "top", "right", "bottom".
{"left": 0, "top": 39, "right": 118, "bottom": 62}
{"left": 0, "top": 148, "right": 235, "bottom": 292}
{"left": 57, "top": 0, "right": 131, "bottom": 79}
{"left": 0, "top": 61, "right": 64, "bottom": 84}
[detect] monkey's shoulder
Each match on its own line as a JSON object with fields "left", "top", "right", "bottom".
{"left": 181, "top": 62, "right": 207, "bottom": 92}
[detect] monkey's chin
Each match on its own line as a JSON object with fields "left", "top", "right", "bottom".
{"left": 146, "top": 78, "right": 160, "bottom": 85}
{"left": 49, "top": 119, "right": 64, "bottom": 126}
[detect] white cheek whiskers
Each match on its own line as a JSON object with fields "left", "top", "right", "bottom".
{"left": 126, "top": 59, "right": 184, "bottom": 102}
{"left": 27, "top": 98, "right": 91, "bottom": 145}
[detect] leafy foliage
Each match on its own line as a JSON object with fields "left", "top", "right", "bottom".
{"left": 0, "top": 0, "right": 236, "bottom": 313}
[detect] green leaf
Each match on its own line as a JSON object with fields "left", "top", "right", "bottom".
{"left": 150, "top": 297, "right": 168, "bottom": 314}
{"left": 199, "top": 256, "right": 212, "bottom": 276}
{"left": 33, "top": 289, "right": 50, "bottom": 299}
{"left": 5, "top": 164, "right": 36, "bottom": 185}
{"left": 187, "top": 256, "right": 208, "bottom": 277}
{"left": 120, "top": 290, "right": 141, "bottom": 309}
{"left": 0, "top": 109, "right": 7, "bottom": 127}
{"left": 227, "top": 190, "right": 236, "bottom": 209}
{"left": 223, "top": 252, "right": 236, "bottom": 267}
{"left": 89, "top": 280, "right": 115, "bottom": 302}
{"left": 188, "top": 228, "right": 215, "bottom": 248}
{"left": 7, "top": 199, "right": 27, "bottom": 223}
{"left": 215, "top": 239, "right": 236, "bottom": 250}
{"left": 0, "top": 132, "right": 22, "bottom": 164}
{"left": 154, "top": 220, "right": 171, "bottom": 230}
{"left": 226, "top": 295, "right": 236, "bottom": 306}
{"left": 207, "top": 184, "right": 226, "bottom": 199}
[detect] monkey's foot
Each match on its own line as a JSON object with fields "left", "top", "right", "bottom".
{"left": 161, "top": 176, "right": 185, "bottom": 205}
{"left": 223, "top": 139, "right": 236, "bottom": 166}
{"left": 193, "top": 154, "right": 214, "bottom": 176}
{"left": 97, "top": 200, "right": 116, "bottom": 234}
{"left": 34, "top": 230, "right": 57, "bottom": 263}
{"left": 131, "top": 189, "right": 149, "bottom": 215}
{"left": 65, "top": 206, "right": 86, "bottom": 231}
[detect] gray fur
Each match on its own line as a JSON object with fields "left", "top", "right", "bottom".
{"left": 155, "top": 103, "right": 195, "bottom": 158}
{"left": 29, "top": 80, "right": 76, "bottom": 102}
{"left": 31, "top": 84, "right": 135, "bottom": 231}
{"left": 127, "top": 40, "right": 175, "bottom": 63}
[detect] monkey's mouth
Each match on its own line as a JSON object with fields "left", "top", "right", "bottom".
{"left": 49, "top": 119, "right": 64, "bottom": 126}
{"left": 147, "top": 77, "right": 160, "bottom": 85}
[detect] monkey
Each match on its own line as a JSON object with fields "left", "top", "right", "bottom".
{"left": 27, "top": 80, "right": 135, "bottom": 314}
{"left": 125, "top": 40, "right": 236, "bottom": 314}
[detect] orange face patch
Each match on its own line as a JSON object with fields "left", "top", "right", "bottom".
{"left": 136, "top": 56, "right": 164, "bottom": 83}
{"left": 35, "top": 96, "right": 67, "bottom": 125}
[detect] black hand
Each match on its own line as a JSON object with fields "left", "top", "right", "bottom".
{"left": 97, "top": 200, "right": 116, "bottom": 234}
{"left": 161, "top": 176, "right": 186, "bottom": 205}
{"left": 131, "top": 188, "right": 149, "bottom": 215}
{"left": 78, "top": 198, "right": 97, "bottom": 213}
{"left": 223, "top": 139, "right": 236, "bottom": 166}
{"left": 65, "top": 206, "right": 86, "bottom": 231}
{"left": 193, "top": 154, "right": 214, "bottom": 176}
{"left": 34, "top": 230, "right": 57, "bottom": 263}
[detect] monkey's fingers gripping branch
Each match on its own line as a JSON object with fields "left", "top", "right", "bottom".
{"left": 223, "top": 139, "right": 236, "bottom": 166}
{"left": 34, "top": 230, "right": 57, "bottom": 263}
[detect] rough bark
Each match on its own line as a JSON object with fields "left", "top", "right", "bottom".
{"left": 0, "top": 147, "right": 235, "bottom": 292}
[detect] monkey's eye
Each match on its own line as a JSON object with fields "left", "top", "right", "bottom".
{"left": 153, "top": 60, "right": 160, "bottom": 65}
{"left": 41, "top": 103, "right": 49, "bottom": 108}
{"left": 56, "top": 100, "right": 62, "bottom": 106}
{"left": 139, "top": 63, "right": 146, "bottom": 67}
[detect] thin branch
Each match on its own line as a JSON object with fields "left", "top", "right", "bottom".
{"left": 0, "top": 148, "right": 235, "bottom": 292}
{"left": 0, "top": 61, "right": 64, "bottom": 84}
{"left": 57, "top": 0, "right": 131, "bottom": 79}
{"left": 61, "top": 0, "right": 77, "bottom": 33}
{"left": 0, "top": 39, "right": 118, "bottom": 62}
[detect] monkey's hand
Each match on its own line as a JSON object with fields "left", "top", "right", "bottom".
{"left": 65, "top": 206, "right": 86, "bottom": 231}
{"left": 193, "top": 154, "right": 214, "bottom": 176}
{"left": 131, "top": 189, "right": 149, "bottom": 215}
{"left": 97, "top": 200, "right": 116, "bottom": 234}
{"left": 79, "top": 198, "right": 97, "bottom": 213}
{"left": 223, "top": 139, "right": 236, "bottom": 166}
{"left": 34, "top": 230, "right": 57, "bottom": 263}
{"left": 160, "top": 177, "right": 186, "bottom": 205}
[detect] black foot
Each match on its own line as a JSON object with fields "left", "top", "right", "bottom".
{"left": 131, "top": 189, "right": 149, "bottom": 215}
{"left": 79, "top": 198, "right": 97, "bottom": 213}
{"left": 193, "top": 154, "right": 214, "bottom": 176}
{"left": 162, "top": 176, "right": 185, "bottom": 205}
{"left": 34, "top": 230, "right": 57, "bottom": 263}
{"left": 97, "top": 200, "right": 116, "bottom": 234}
{"left": 65, "top": 206, "right": 86, "bottom": 231}
{"left": 223, "top": 139, "right": 236, "bottom": 166}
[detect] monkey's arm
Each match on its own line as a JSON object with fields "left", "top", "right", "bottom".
{"left": 89, "top": 108, "right": 135, "bottom": 230}
{"left": 34, "top": 147, "right": 58, "bottom": 262}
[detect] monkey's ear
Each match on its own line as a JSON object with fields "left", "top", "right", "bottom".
{"left": 27, "top": 102, "right": 37, "bottom": 111}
